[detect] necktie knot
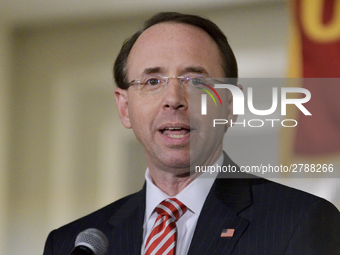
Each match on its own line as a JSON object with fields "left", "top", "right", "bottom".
{"left": 155, "top": 198, "right": 187, "bottom": 221}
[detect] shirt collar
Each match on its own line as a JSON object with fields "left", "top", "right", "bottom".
{"left": 144, "top": 154, "right": 223, "bottom": 221}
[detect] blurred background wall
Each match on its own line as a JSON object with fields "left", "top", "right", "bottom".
{"left": 0, "top": 0, "right": 339, "bottom": 254}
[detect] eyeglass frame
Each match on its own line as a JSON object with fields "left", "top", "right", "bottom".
{"left": 127, "top": 74, "right": 221, "bottom": 95}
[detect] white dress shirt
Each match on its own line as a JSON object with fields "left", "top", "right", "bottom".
{"left": 141, "top": 155, "right": 222, "bottom": 255}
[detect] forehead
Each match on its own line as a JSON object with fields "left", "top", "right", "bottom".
{"left": 126, "top": 22, "right": 224, "bottom": 78}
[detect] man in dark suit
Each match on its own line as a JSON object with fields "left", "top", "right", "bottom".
{"left": 43, "top": 12, "right": 340, "bottom": 255}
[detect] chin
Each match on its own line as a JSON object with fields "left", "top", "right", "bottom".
{"left": 161, "top": 153, "right": 191, "bottom": 170}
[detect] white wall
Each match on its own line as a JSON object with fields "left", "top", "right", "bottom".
{"left": 0, "top": 1, "right": 10, "bottom": 253}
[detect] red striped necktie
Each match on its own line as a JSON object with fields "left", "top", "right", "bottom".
{"left": 144, "top": 198, "right": 187, "bottom": 255}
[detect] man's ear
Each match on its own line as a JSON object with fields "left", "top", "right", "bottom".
{"left": 114, "top": 88, "right": 132, "bottom": 129}
{"left": 227, "top": 84, "right": 243, "bottom": 126}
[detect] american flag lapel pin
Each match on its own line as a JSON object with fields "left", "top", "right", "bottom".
{"left": 221, "top": 228, "right": 235, "bottom": 237}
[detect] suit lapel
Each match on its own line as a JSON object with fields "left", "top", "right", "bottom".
{"left": 188, "top": 152, "right": 253, "bottom": 255}
{"left": 108, "top": 184, "right": 146, "bottom": 255}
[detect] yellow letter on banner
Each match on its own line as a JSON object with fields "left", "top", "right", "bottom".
{"left": 302, "top": 0, "right": 340, "bottom": 42}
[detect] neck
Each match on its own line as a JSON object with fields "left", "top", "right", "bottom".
{"left": 146, "top": 148, "right": 222, "bottom": 196}
{"left": 148, "top": 168, "right": 201, "bottom": 196}
{"left": 147, "top": 151, "right": 222, "bottom": 196}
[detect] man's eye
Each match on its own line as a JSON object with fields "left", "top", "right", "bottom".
{"left": 146, "top": 78, "right": 160, "bottom": 86}
{"left": 190, "top": 77, "right": 205, "bottom": 86}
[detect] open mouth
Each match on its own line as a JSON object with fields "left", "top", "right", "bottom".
{"left": 159, "top": 126, "right": 191, "bottom": 139}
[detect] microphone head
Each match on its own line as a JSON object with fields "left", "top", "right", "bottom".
{"left": 75, "top": 228, "right": 109, "bottom": 255}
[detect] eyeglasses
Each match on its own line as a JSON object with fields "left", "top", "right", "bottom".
{"left": 128, "top": 74, "right": 215, "bottom": 95}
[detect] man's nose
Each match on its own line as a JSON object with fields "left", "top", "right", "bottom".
{"left": 162, "top": 78, "right": 189, "bottom": 111}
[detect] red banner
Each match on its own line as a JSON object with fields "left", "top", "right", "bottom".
{"left": 292, "top": 0, "right": 340, "bottom": 156}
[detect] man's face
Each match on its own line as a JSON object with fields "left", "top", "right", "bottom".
{"left": 115, "top": 22, "right": 235, "bottom": 175}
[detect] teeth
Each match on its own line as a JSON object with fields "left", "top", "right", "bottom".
{"left": 161, "top": 126, "right": 189, "bottom": 139}
{"left": 168, "top": 134, "right": 186, "bottom": 138}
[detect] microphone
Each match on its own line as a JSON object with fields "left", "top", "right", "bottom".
{"left": 69, "top": 228, "right": 109, "bottom": 255}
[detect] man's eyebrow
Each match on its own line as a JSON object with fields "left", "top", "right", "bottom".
{"left": 140, "top": 66, "right": 208, "bottom": 75}
{"left": 184, "top": 66, "right": 208, "bottom": 75}
{"left": 142, "top": 67, "right": 163, "bottom": 75}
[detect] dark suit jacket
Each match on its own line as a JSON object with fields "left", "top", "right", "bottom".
{"left": 43, "top": 153, "right": 340, "bottom": 254}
